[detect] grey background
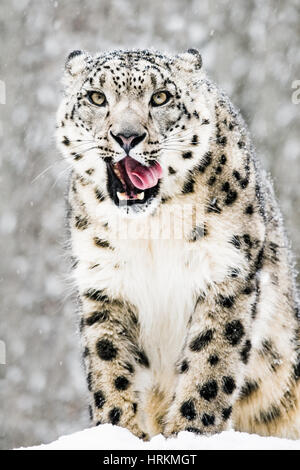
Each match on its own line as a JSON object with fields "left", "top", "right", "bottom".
{"left": 0, "top": 0, "right": 299, "bottom": 449}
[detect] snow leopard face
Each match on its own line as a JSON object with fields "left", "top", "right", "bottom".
{"left": 56, "top": 49, "right": 213, "bottom": 216}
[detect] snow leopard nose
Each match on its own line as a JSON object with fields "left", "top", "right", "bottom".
{"left": 110, "top": 131, "right": 146, "bottom": 154}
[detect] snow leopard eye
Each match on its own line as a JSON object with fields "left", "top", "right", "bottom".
{"left": 87, "top": 91, "right": 107, "bottom": 107}
{"left": 150, "top": 90, "right": 172, "bottom": 107}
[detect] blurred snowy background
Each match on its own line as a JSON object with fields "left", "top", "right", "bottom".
{"left": 0, "top": 0, "right": 300, "bottom": 450}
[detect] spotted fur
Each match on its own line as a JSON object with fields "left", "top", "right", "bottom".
{"left": 56, "top": 48, "right": 300, "bottom": 439}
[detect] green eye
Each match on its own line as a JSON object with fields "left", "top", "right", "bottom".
{"left": 87, "top": 91, "right": 107, "bottom": 106}
{"left": 151, "top": 90, "right": 172, "bottom": 107}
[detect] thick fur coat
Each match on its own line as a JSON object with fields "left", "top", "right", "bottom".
{"left": 56, "top": 49, "right": 300, "bottom": 439}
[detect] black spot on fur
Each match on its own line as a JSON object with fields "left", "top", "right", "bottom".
{"left": 62, "top": 136, "right": 70, "bottom": 146}
{"left": 201, "top": 413, "right": 215, "bottom": 426}
{"left": 208, "top": 176, "right": 216, "bottom": 186}
{"left": 123, "top": 362, "right": 135, "bottom": 374}
{"left": 239, "top": 380, "right": 259, "bottom": 399}
{"left": 240, "top": 178, "right": 249, "bottom": 189}
{"left": 222, "top": 376, "right": 236, "bottom": 394}
{"left": 243, "top": 234, "right": 252, "bottom": 247}
{"left": 180, "top": 360, "right": 189, "bottom": 373}
{"left": 109, "top": 407, "right": 122, "bottom": 425}
{"left": 84, "top": 289, "right": 109, "bottom": 303}
{"left": 86, "top": 310, "right": 109, "bottom": 326}
{"left": 96, "top": 338, "right": 117, "bottom": 361}
{"left": 230, "top": 235, "right": 241, "bottom": 249}
{"left": 190, "top": 329, "right": 214, "bottom": 352}
{"left": 75, "top": 215, "right": 89, "bottom": 230}
{"left": 180, "top": 400, "right": 196, "bottom": 420}
{"left": 191, "top": 135, "right": 198, "bottom": 145}
{"left": 94, "top": 390, "right": 106, "bottom": 409}
{"left": 217, "top": 136, "right": 227, "bottom": 146}
{"left": 87, "top": 372, "right": 92, "bottom": 392}
{"left": 240, "top": 340, "right": 252, "bottom": 364}
{"left": 222, "top": 182, "right": 230, "bottom": 192}
{"left": 135, "top": 349, "right": 150, "bottom": 368}
{"left": 83, "top": 347, "right": 89, "bottom": 358}
{"left": 233, "top": 170, "right": 241, "bottom": 180}
{"left": 255, "top": 247, "right": 264, "bottom": 272}
{"left": 245, "top": 205, "right": 254, "bottom": 215}
{"left": 79, "top": 316, "right": 84, "bottom": 333}
{"left": 208, "top": 354, "right": 219, "bottom": 366}
{"left": 182, "top": 176, "right": 195, "bottom": 194}
{"left": 114, "top": 376, "right": 130, "bottom": 391}
{"left": 199, "top": 380, "right": 218, "bottom": 401}
{"left": 222, "top": 406, "right": 232, "bottom": 421}
{"left": 88, "top": 405, "right": 93, "bottom": 421}
{"left": 132, "top": 403, "right": 138, "bottom": 414}
{"left": 66, "top": 50, "right": 83, "bottom": 62}
{"left": 257, "top": 405, "right": 281, "bottom": 424}
{"left": 260, "top": 339, "right": 282, "bottom": 372}
{"left": 168, "top": 166, "right": 176, "bottom": 175}
{"left": 230, "top": 268, "right": 239, "bottom": 278}
{"left": 94, "top": 237, "right": 112, "bottom": 249}
{"left": 198, "top": 151, "right": 212, "bottom": 172}
{"left": 182, "top": 151, "right": 193, "bottom": 159}
{"left": 95, "top": 188, "right": 106, "bottom": 202}
{"left": 243, "top": 285, "right": 254, "bottom": 295}
{"left": 224, "top": 190, "right": 238, "bottom": 205}
{"left": 224, "top": 320, "right": 245, "bottom": 346}
{"left": 220, "top": 154, "right": 227, "bottom": 164}
{"left": 161, "top": 196, "right": 171, "bottom": 204}
{"left": 219, "top": 295, "right": 235, "bottom": 308}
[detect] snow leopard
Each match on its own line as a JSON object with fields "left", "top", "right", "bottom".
{"left": 56, "top": 48, "right": 300, "bottom": 440}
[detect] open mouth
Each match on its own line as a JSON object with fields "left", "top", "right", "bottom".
{"left": 106, "top": 156, "right": 163, "bottom": 207}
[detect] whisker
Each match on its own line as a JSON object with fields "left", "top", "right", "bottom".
{"left": 31, "top": 159, "right": 67, "bottom": 184}
{"left": 51, "top": 166, "right": 73, "bottom": 189}
{"left": 161, "top": 128, "right": 195, "bottom": 142}
{"left": 161, "top": 133, "right": 195, "bottom": 145}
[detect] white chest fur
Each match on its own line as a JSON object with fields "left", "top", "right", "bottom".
{"left": 74, "top": 228, "right": 245, "bottom": 372}
{"left": 73, "top": 214, "right": 246, "bottom": 434}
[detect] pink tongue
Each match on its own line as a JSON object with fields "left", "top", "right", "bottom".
{"left": 124, "top": 156, "right": 163, "bottom": 190}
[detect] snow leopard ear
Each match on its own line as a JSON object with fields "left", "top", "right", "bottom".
{"left": 63, "top": 50, "right": 92, "bottom": 92}
{"left": 176, "top": 49, "right": 203, "bottom": 71}
{"left": 65, "top": 50, "right": 91, "bottom": 76}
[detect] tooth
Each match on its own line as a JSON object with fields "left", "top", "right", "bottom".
{"left": 136, "top": 192, "right": 144, "bottom": 200}
{"left": 114, "top": 167, "right": 121, "bottom": 179}
{"left": 117, "top": 192, "right": 127, "bottom": 201}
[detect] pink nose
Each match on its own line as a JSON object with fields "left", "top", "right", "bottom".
{"left": 110, "top": 131, "right": 147, "bottom": 153}
{"left": 118, "top": 134, "right": 137, "bottom": 147}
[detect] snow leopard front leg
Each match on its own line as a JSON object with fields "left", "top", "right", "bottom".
{"left": 164, "top": 279, "right": 255, "bottom": 436}
{"left": 80, "top": 290, "right": 149, "bottom": 440}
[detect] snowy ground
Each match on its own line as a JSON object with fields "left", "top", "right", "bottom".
{"left": 19, "top": 424, "right": 300, "bottom": 450}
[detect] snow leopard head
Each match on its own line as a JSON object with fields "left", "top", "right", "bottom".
{"left": 56, "top": 49, "right": 213, "bottom": 217}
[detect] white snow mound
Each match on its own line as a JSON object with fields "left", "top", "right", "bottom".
{"left": 20, "top": 425, "right": 300, "bottom": 450}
